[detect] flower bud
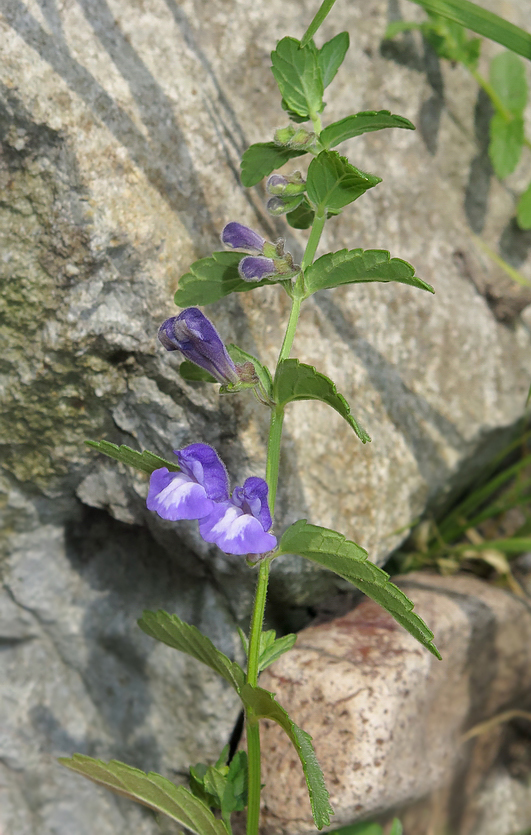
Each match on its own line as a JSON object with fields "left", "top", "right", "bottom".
{"left": 221, "top": 222, "right": 265, "bottom": 252}
{"left": 158, "top": 308, "right": 239, "bottom": 385}
{"left": 266, "top": 194, "right": 304, "bottom": 216}
{"left": 266, "top": 172, "right": 306, "bottom": 196}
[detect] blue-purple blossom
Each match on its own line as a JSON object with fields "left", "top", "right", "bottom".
{"left": 199, "top": 477, "right": 276, "bottom": 555}
{"left": 238, "top": 255, "right": 277, "bottom": 282}
{"left": 158, "top": 307, "right": 239, "bottom": 385}
{"left": 147, "top": 444, "right": 277, "bottom": 556}
{"left": 221, "top": 222, "right": 265, "bottom": 253}
{"left": 221, "top": 221, "right": 300, "bottom": 284}
{"left": 147, "top": 443, "right": 229, "bottom": 522}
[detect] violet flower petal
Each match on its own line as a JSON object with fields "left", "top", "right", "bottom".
{"left": 158, "top": 307, "right": 239, "bottom": 385}
{"left": 232, "top": 476, "right": 272, "bottom": 532}
{"left": 199, "top": 502, "right": 277, "bottom": 555}
{"left": 238, "top": 256, "right": 277, "bottom": 282}
{"left": 147, "top": 468, "right": 214, "bottom": 521}
{"left": 176, "top": 443, "right": 229, "bottom": 502}
{"left": 221, "top": 222, "right": 265, "bottom": 253}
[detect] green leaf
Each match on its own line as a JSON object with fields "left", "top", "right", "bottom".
{"left": 489, "top": 113, "right": 524, "bottom": 178}
{"left": 457, "top": 537, "right": 531, "bottom": 555}
{"left": 85, "top": 440, "right": 179, "bottom": 474}
{"left": 222, "top": 750, "right": 248, "bottom": 814}
{"left": 138, "top": 610, "right": 245, "bottom": 692}
{"left": 421, "top": 15, "right": 480, "bottom": 67}
{"left": 278, "top": 520, "right": 441, "bottom": 660}
{"left": 240, "top": 683, "right": 333, "bottom": 829}
{"left": 389, "top": 820, "right": 403, "bottom": 835}
{"left": 259, "top": 632, "right": 297, "bottom": 672}
{"left": 274, "top": 359, "right": 370, "bottom": 443}
{"left": 174, "top": 252, "right": 283, "bottom": 307}
{"left": 286, "top": 198, "right": 315, "bottom": 229}
{"left": 490, "top": 52, "right": 528, "bottom": 114}
{"left": 318, "top": 32, "right": 349, "bottom": 88}
{"left": 271, "top": 37, "right": 324, "bottom": 119}
{"left": 408, "top": 0, "right": 531, "bottom": 60}
{"left": 179, "top": 362, "right": 218, "bottom": 383}
{"left": 240, "top": 142, "right": 307, "bottom": 188}
{"left": 517, "top": 181, "right": 531, "bottom": 229}
{"left": 306, "top": 150, "right": 381, "bottom": 212}
{"left": 301, "top": 0, "right": 339, "bottom": 47}
{"left": 320, "top": 111, "right": 415, "bottom": 149}
{"left": 304, "top": 248, "right": 434, "bottom": 297}
{"left": 58, "top": 755, "right": 228, "bottom": 835}
{"left": 226, "top": 344, "right": 274, "bottom": 401}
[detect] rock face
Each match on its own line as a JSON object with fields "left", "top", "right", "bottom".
{"left": 1, "top": 0, "right": 531, "bottom": 832}
{"left": 257, "top": 573, "right": 531, "bottom": 835}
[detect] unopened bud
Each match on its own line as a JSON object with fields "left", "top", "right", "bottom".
{"left": 266, "top": 194, "right": 304, "bottom": 216}
{"left": 266, "top": 172, "right": 306, "bottom": 196}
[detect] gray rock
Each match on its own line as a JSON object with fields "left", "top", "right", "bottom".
{"left": 257, "top": 573, "right": 531, "bottom": 835}
{"left": 1, "top": 0, "right": 531, "bottom": 831}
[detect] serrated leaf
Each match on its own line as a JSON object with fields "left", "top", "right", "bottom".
{"left": 59, "top": 755, "right": 228, "bottom": 835}
{"left": 278, "top": 520, "right": 441, "bottom": 660}
{"left": 306, "top": 150, "right": 381, "bottom": 212}
{"left": 174, "top": 252, "right": 283, "bottom": 307}
{"left": 226, "top": 344, "right": 274, "bottom": 401}
{"left": 304, "top": 248, "right": 434, "bottom": 297}
{"left": 274, "top": 359, "right": 370, "bottom": 443}
{"left": 85, "top": 440, "right": 179, "bottom": 474}
{"left": 240, "top": 683, "right": 333, "bottom": 829}
{"left": 281, "top": 98, "right": 312, "bottom": 123}
{"left": 271, "top": 37, "right": 324, "bottom": 119}
{"left": 240, "top": 142, "right": 307, "bottom": 188}
{"left": 318, "top": 32, "right": 349, "bottom": 88}
{"left": 138, "top": 610, "right": 245, "bottom": 692}
{"left": 259, "top": 633, "right": 297, "bottom": 672}
{"left": 518, "top": 182, "right": 531, "bottom": 230}
{"left": 179, "top": 361, "right": 218, "bottom": 383}
{"left": 490, "top": 51, "right": 528, "bottom": 115}
{"left": 287, "top": 198, "right": 315, "bottom": 229}
{"left": 489, "top": 113, "right": 524, "bottom": 178}
{"left": 409, "top": 0, "right": 531, "bottom": 61}
{"left": 320, "top": 111, "right": 415, "bottom": 149}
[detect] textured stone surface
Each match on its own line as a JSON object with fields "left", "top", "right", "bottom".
{"left": 1, "top": 0, "right": 531, "bottom": 831}
{"left": 257, "top": 573, "right": 531, "bottom": 835}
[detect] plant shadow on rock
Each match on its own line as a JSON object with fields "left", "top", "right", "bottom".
{"left": 63, "top": 503, "right": 216, "bottom": 774}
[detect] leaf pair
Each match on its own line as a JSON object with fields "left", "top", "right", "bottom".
{"left": 271, "top": 33, "right": 349, "bottom": 122}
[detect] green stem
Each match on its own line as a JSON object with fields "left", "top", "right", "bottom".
{"left": 244, "top": 206, "right": 326, "bottom": 835}
{"left": 245, "top": 718, "right": 261, "bottom": 835}
{"left": 470, "top": 68, "right": 513, "bottom": 122}
{"left": 301, "top": 210, "right": 326, "bottom": 272}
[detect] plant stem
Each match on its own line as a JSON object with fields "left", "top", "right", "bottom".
{"left": 301, "top": 209, "right": 326, "bottom": 272}
{"left": 244, "top": 205, "right": 326, "bottom": 835}
{"left": 470, "top": 67, "right": 513, "bottom": 122}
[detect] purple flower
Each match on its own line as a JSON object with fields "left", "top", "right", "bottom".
{"left": 158, "top": 308, "right": 239, "bottom": 385}
{"left": 238, "top": 256, "right": 277, "bottom": 282}
{"left": 221, "top": 221, "right": 301, "bottom": 284}
{"left": 147, "top": 443, "right": 229, "bottom": 522}
{"left": 147, "top": 444, "right": 277, "bottom": 556}
{"left": 199, "top": 477, "right": 276, "bottom": 556}
{"left": 221, "top": 222, "right": 265, "bottom": 253}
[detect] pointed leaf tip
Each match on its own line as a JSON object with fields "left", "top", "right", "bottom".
{"left": 278, "top": 520, "right": 441, "bottom": 659}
